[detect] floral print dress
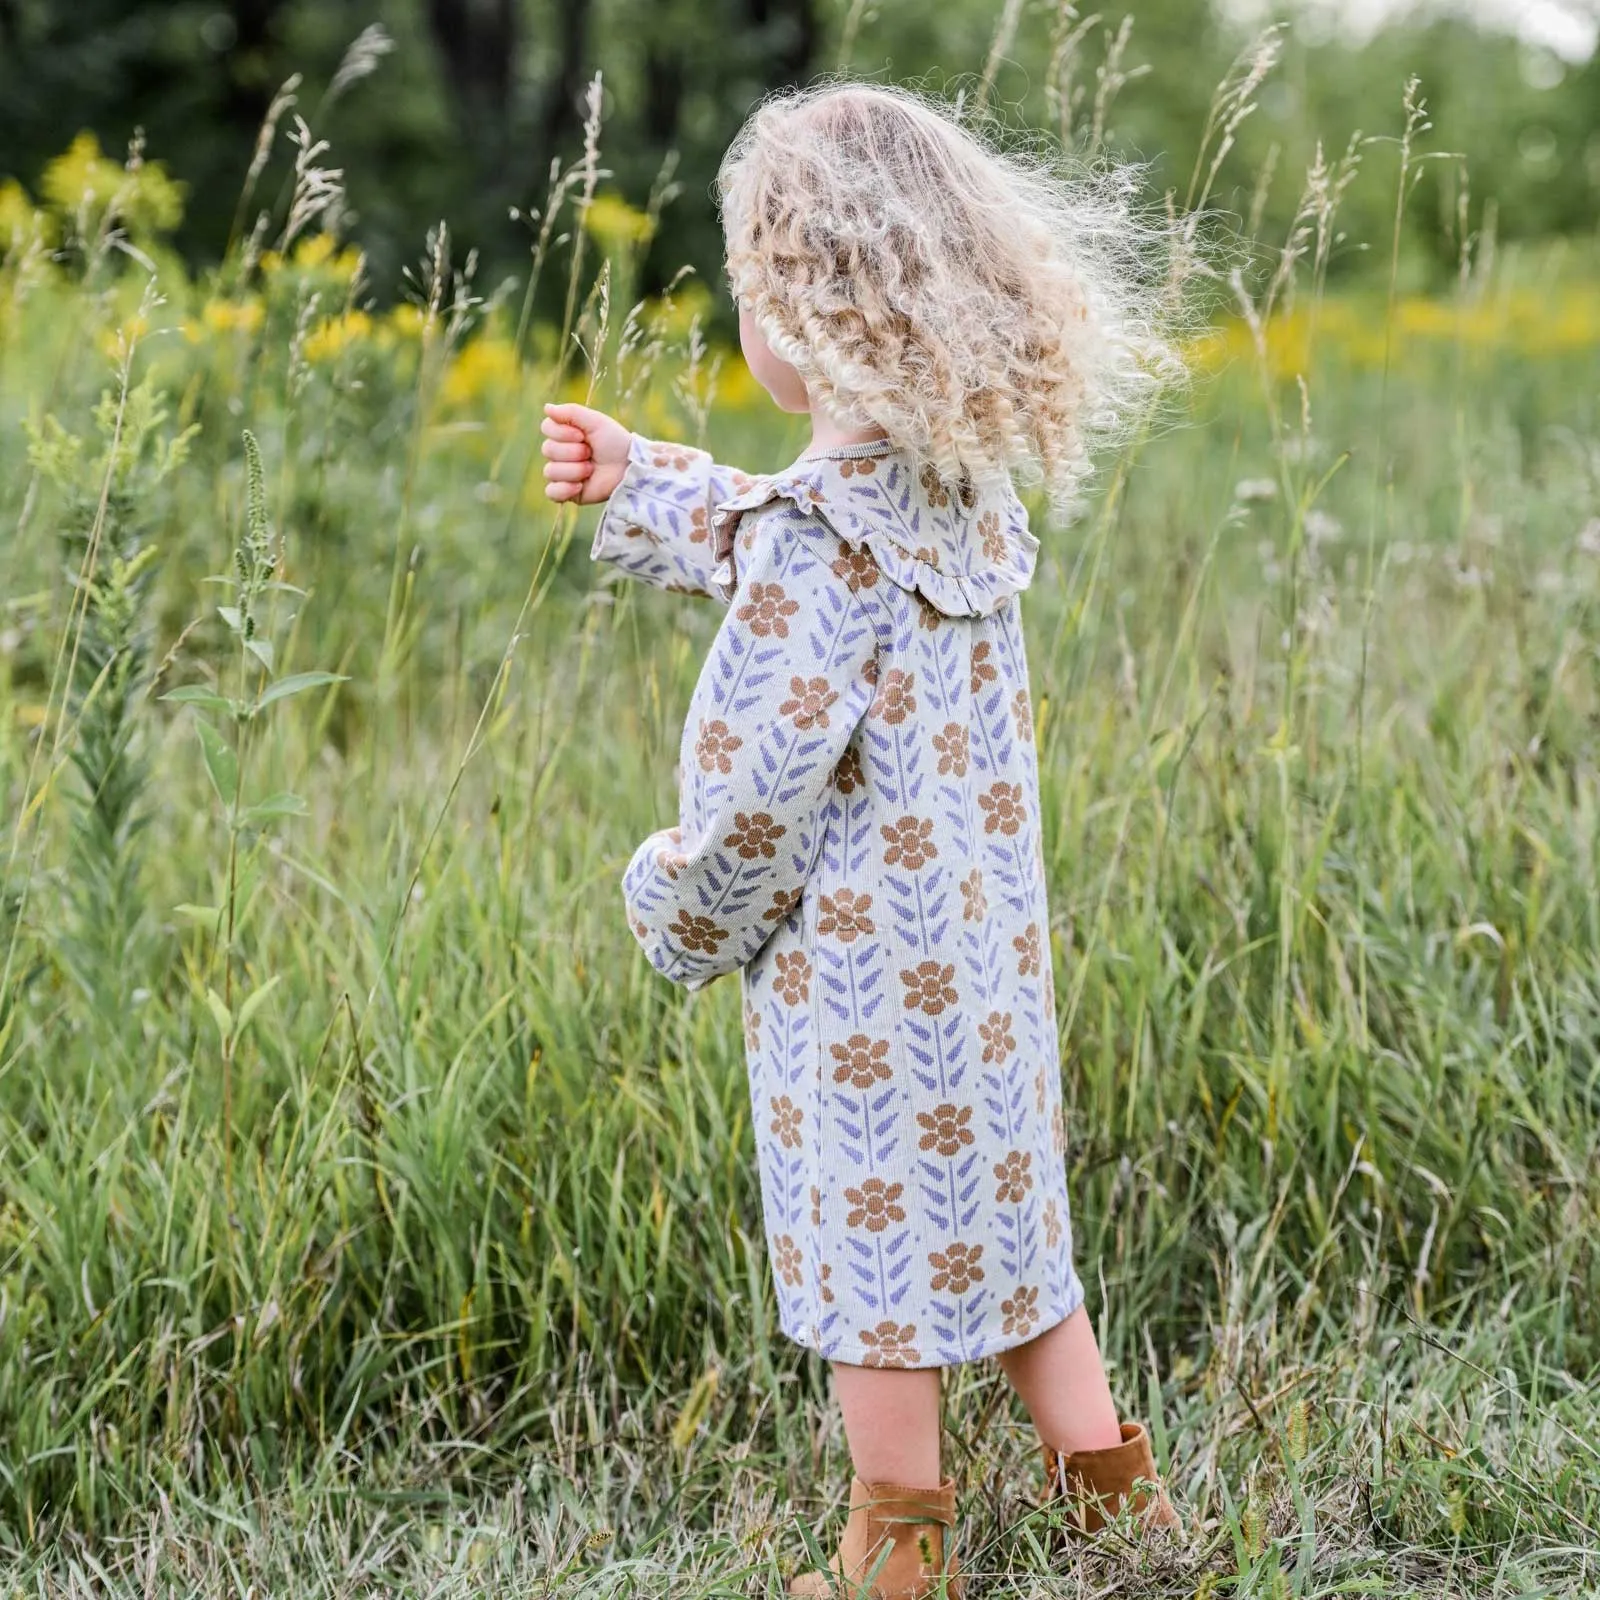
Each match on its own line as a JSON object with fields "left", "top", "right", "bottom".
{"left": 590, "top": 430, "right": 1084, "bottom": 1368}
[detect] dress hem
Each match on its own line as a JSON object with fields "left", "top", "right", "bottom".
{"left": 778, "top": 1273, "right": 1087, "bottom": 1370}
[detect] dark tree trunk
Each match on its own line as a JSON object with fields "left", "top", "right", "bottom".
{"left": 425, "top": 0, "right": 520, "bottom": 146}
{"left": 220, "top": 0, "right": 291, "bottom": 137}
{"left": 538, "top": 0, "right": 592, "bottom": 162}
{"left": 745, "top": 0, "right": 818, "bottom": 85}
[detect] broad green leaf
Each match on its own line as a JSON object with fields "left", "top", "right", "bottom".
{"left": 235, "top": 975, "right": 283, "bottom": 1037}
{"left": 244, "top": 637, "right": 275, "bottom": 671}
{"left": 163, "top": 686, "right": 242, "bottom": 718}
{"left": 251, "top": 672, "right": 347, "bottom": 715}
{"left": 173, "top": 903, "right": 223, "bottom": 924}
{"left": 196, "top": 719, "right": 238, "bottom": 807}
{"left": 217, "top": 604, "right": 244, "bottom": 633}
{"left": 204, "top": 987, "right": 233, "bottom": 1042}
{"left": 239, "top": 792, "right": 307, "bottom": 827}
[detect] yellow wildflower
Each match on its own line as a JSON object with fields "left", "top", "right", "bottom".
{"left": 583, "top": 191, "right": 655, "bottom": 254}
{"left": 0, "top": 180, "right": 54, "bottom": 256}
{"left": 41, "top": 131, "right": 185, "bottom": 237}
{"left": 715, "top": 353, "right": 769, "bottom": 413}
{"left": 293, "top": 233, "right": 336, "bottom": 271}
{"left": 303, "top": 310, "right": 374, "bottom": 364}
{"left": 439, "top": 336, "right": 520, "bottom": 409}
{"left": 291, "top": 233, "right": 364, "bottom": 280}
{"left": 645, "top": 280, "right": 714, "bottom": 340}
{"left": 97, "top": 312, "right": 151, "bottom": 361}
{"left": 196, "top": 298, "right": 265, "bottom": 339}
{"left": 382, "top": 302, "right": 428, "bottom": 342}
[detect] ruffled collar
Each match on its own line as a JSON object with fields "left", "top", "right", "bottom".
{"left": 708, "top": 441, "right": 1039, "bottom": 618}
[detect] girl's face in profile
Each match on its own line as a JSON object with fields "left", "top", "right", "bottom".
{"left": 738, "top": 303, "right": 810, "bottom": 414}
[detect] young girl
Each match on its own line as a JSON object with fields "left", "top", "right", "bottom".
{"left": 543, "top": 82, "right": 1181, "bottom": 1598}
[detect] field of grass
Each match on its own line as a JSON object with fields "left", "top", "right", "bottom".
{"left": 2, "top": 56, "right": 1600, "bottom": 1600}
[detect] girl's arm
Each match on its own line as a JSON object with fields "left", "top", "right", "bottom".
{"left": 620, "top": 509, "right": 878, "bottom": 989}
{"left": 542, "top": 402, "right": 755, "bottom": 601}
{"left": 591, "top": 432, "right": 755, "bottom": 599}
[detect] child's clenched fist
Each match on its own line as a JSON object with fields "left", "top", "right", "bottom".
{"left": 540, "top": 402, "right": 632, "bottom": 505}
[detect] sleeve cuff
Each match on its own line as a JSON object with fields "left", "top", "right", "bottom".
{"left": 589, "top": 432, "right": 657, "bottom": 565}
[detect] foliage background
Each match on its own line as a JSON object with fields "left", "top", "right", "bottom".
{"left": 2, "top": 0, "right": 1598, "bottom": 305}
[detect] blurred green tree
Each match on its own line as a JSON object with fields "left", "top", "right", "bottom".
{"left": 0, "top": 0, "right": 1594, "bottom": 305}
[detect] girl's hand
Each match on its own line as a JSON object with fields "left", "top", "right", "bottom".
{"left": 541, "top": 402, "right": 632, "bottom": 505}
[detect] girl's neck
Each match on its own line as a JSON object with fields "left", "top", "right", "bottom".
{"left": 804, "top": 401, "right": 888, "bottom": 457}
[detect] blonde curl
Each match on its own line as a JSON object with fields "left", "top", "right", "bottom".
{"left": 718, "top": 81, "right": 1188, "bottom": 520}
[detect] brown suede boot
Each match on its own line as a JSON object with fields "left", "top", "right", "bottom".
{"left": 788, "top": 1476, "right": 963, "bottom": 1599}
{"left": 1040, "top": 1420, "right": 1180, "bottom": 1538}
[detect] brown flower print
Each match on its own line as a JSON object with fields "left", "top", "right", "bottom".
{"left": 862, "top": 653, "right": 880, "bottom": 687}
{"left": 912, "top": 544, "right": 943, "bottom": 570}
{"left": 900, "top": 960, "right": 958, "bottom": 1016}
{"left": 1043, "top": 1197, "right": 1063, "bottom": 1252}
{"left": 736, "top": 581, "right": 799, "bottom": 638}
{"left": 916, "top": 1102, "right": 976, "bottom": 1156}
{"left": 1014, "top": 921, "right": 1042, "bottom": 977}
{"left": 779, "top": 674, "right": 839, "bottom": 730}
{"left": 871, "top": 668, "right": 917, "bottom": 724}
{"left": 838, "top": 455, "right": 879, "bottom": 478}
{"left": 811, "top": 1185, "right": 822, "bottom": 1229}
{"left": 761, "top": 884, "right": 803, "bottom": 924}
{"left": 954, "top": 473, "right": 978, "bottom": 511}
{"left": 770, "top": 1095, "right": 803, "bottom": 1149}
{"left": 669, "top": 910, "right": 728, "bottom": 954}
{"left": 960, "top": 868, "right": 987, "bottom": 923}
{"left": 817, "top": 888, "right": 876, "bottom": 943}
{"left": 928, "top": 1241, "right": 985, "bottom": 1295}
{"left": 688, "top": 505, "right": 709, "bottom": 545}
{"left": 978, "top": 509, "right": 1008, "bottom": 563}
{"left": 844, "top": 1177, "right": 906, "bottom": 1233}
{"left": 831, "top": 547, "right": 881, "bottom": 591}
{"left": 979, "top": 1010, "right": 1015, "bottom": 1066}
{"left": 820, "top": 1261, "right": 834, "bottom": 1302}
{"left": 881, "top": 815, "right": 938, "bottom": 871}
{"left": 651, "top": 447, "right": 694, "bottom": 471}
{"left": 773, "top": 950, "right": 811, "bottom": 1006}
{"left": 831, "top": 1033, "right": 893, "bottom": 1089}
{"left": 979, "top": 781, "right": 1026, "bottom": 837}
{"left": 919, "top": 463, "right": 950, "bottom": 507}
{"left": 695, "top": 717, "right": 743, "bottom": 775}
{"left": 729, "top": 468, "right": 755, "bottom": 493}
{"left": 1001, "top": 1285, "right": 1039, "bottom": 1338}
{"left": 1012, "top": 688, "right": 1033, "bottom": 742}
{"left": 915, "top": 593, "right": 943, "bottom": 632}
{"left": 655, "top": 843, "right": 688, "bottom": 880}
{"left": 773, "top": 1233, "right": 803, "bottom": 1288}
{"left": 743, "top": 1001, "right": 761, "bottom": 1055}
{"left": 859, "top": 1320, "right": 920, "bottom": 1367}
{"left": 724, "top": 810, "right": 786, "bottom": 860}
{"left": 971, "top": 640, "right": 998, "bottom": 693}
{"left": 1052, "top": 1105, "right": 1066, "bottom": 1156}
{"left": 1034, "top": 1066, "right": 1047, "bottom": 1115}
{"left": 833, "top": 745, "right": 865, "bottom": 795}
{"left": 994, "top": 1149, "right": 1034, "bottom": 1203}
{"left": 932, "top": 722, "right": 969, "bottom": 777}
{"left": 622, "top": 522, "right": 661, "bottom": 545}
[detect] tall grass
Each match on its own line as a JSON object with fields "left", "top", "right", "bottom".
{"left": 0, "top": 17, "right": 1598, "bottom": 1595}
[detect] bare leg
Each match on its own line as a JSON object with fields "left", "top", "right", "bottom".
{"left": 830, "top": 1362, "right": 944, "bottom": 1487}
{"left": 995, "top": 1304, "right": 1123, "bottom": 1455}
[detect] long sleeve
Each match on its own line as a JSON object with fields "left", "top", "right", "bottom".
{"left": 590, "top": 432, "right": 757, "bottom": 600}
{"left": 621, "top": 510, "right": 879, "bottom": 991}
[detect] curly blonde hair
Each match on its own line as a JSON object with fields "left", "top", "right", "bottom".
{"left": 717, "top": 81, "right": 1186, "bottom": 519}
